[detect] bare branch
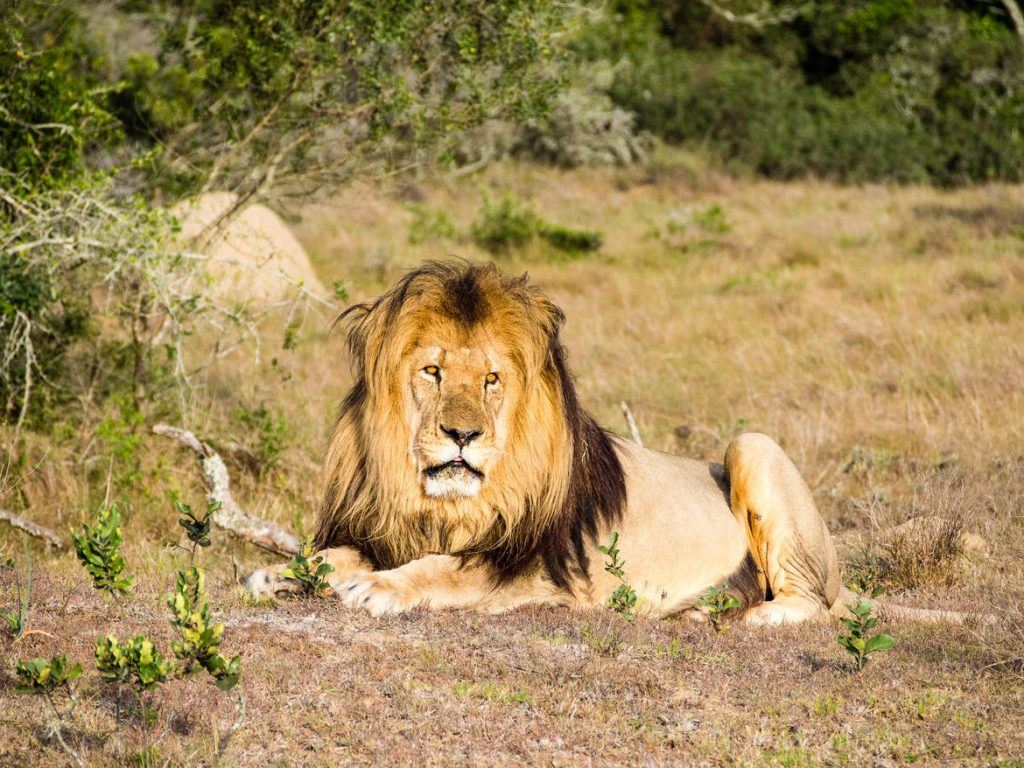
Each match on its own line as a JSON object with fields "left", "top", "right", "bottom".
{"left": 1002, "top": 0, "right": 1024, "bottom": 44}
{"left": 0, "top": 509, "right": 66, "bottom": 550}
{"left": 697, "top": 0, "right": 803, "bottom": 29}
{"left": 153, "top": 424, "right": 300, "bottom": 555}
{"left": 620, "top": 401, "right": 643, "bottom": 447}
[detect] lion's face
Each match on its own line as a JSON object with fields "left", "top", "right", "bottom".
{"left": 406, "top": 333, "right": 514, "bottom": 499}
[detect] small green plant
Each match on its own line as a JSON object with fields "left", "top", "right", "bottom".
{"left": 175, "top": 496, "right": 219, "bottom": 560}
{"left": 2, "top": 537, "right": 31, "bottom": 639}
{"left": 71, "top": 504, "right": 135, "bottom": 595}
{"left": 698, "top": 583, "right": 741, "bottom": 633}
{"left": 598, "top": 532, "right": 638, "bottom": 621}
{"left": 15, "top": 655, "right": 86, "bottom": 767}
{"left": 837, "top": 582, "right": 895, "bottom": 671}
{"left": 15, "top": 655, "right": 83, "bottom": 695}
{"left": 95, "top": 635, "right": 171, "bottom": 691}
{"left": 470, "top": 193, "right": 537, "bottom": 254}
{"left": 166, "top": 567, "right": 242, "bottom": 689}
{"left": 695, "top": 203, "right": 730, "bottom": 234}
{"left": 537, "top": 223, "right": 603, "bottom": 255}
{"left": 279, "top": 537, "right": 335, "bottom": 597}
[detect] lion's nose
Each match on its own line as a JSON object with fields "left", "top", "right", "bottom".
{"left": 440, "top": 424, "right": 482, "bottom": 448}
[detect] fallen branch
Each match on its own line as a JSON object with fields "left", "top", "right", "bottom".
{"left": 0, "top": 509, "right": 66, "bottom": 549}
{"left": 152, "top": 424, "right": 300, "bottom": 555}
{"left": 620, "top": 401, "right": 643, "bottom": 447}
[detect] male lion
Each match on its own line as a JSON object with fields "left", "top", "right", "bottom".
{"left": 243, "top": 261, "right": 849, "bottom": 623}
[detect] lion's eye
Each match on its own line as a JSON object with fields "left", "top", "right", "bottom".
{"left": 423, "top": 365, "right": 440, "bottom": 379}
{"left": 485, "top": 372, "right": 499, "bottom": 386}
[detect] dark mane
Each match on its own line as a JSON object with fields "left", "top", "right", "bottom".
{"left": 481, "top": 337, "right": 627, "bottom": 589}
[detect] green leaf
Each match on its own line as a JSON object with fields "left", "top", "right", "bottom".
{"left": 864, "top": 634, "right": 895, "bottom": 654}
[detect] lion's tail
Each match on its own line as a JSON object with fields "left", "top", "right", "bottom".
{"left": 829, "top": 587, "right": 990, "bottom": 625}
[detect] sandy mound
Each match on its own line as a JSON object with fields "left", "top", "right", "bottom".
{"left": 173, "top": 192, "right": 327, "bottom": 302}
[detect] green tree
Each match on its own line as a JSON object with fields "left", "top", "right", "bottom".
{"left": 122, "top": 0, "right": 564, "bottom": 241}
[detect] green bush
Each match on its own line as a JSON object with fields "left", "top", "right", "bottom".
{"left": 581, "top": 1, "right": 1024, "bottom": 185}
{"left": 0, "top": 2, "right": 119, "bottom": 188}
{"left": 472, "top": 192, "right": 605, "bottom": 256}
{"left": 471, "top": 194, "right": 538, "bottom": 254}
{"left": 166, "top": 567, "right": 241, "bottom": 689}
{"left": 95, "top": 635, "right": 171, "bottom": 691}
{"left": 538, "top": 224, "right": 603, "bottom": 254}
{"left": 15, "top": 655, "right": 82, "bottom": 695}
{"left": 72, "top": 505, "right": 136, "bottom": 596}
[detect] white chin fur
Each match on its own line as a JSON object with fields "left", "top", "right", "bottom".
{"left": 423, "top": 473, "right": 482, "bottom": 498}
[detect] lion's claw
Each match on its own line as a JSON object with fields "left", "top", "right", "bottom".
{"left": 340, "top": 573, "right": 418, "bottom": 616}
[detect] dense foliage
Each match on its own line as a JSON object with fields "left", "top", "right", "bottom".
{"left": 579, "top": 0, "right": 1024, "bottom": 184}
{"left": 0, "top": 0, "right": 563, "bottom": 432}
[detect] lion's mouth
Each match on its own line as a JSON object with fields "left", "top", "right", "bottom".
{"left": 425, "top": 456, "right": 484, "bottom": 479}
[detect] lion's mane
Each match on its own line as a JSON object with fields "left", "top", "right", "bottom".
{"left": 313, "top": 261, "right": 626, "bottom": 587}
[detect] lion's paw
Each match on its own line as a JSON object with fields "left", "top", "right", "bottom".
{"left": 243, "top": 564, "right": 298, "bottom": 599}
{"left": 341, "top": 572, "right": 421, "bottom": 616}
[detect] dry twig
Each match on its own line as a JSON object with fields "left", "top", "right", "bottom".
{"left": 153, "top": 424, "right": 299, "bottom": 555}
{"left": 620, "top": 401, "right": 643, "bottom": 447}
{"left": 0, "top": 508, "right": 65, "bottom": 549}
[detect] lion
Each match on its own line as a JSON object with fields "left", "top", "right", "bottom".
{"left": 245, "top": 260, "right": 959, "bottom": 624}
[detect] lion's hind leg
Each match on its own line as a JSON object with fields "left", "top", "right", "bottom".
{"left": 724, "top": 432, "right": 840, "bottom": 625}
{"left": 243, "top": 545, "right": 372, "bottom": 599}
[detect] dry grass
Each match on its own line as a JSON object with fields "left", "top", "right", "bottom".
{"left": 2, "top": 151, "right": 1024, "bottom": 765}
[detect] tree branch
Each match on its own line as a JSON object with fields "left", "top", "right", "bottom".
{"left": 697, "top": 0, "right": 802, "bottom": 29}
{"left": 152, "top": 424, "right": 300, "bottom": 555}
{"left": 620, "top": 401, "right": 643, "bottom": 447}
{"left": 0, "top": 509, "right": 65, "bottom": 549}
{"left": 1002, "top": 0, "right": 1024, "bottom": 44}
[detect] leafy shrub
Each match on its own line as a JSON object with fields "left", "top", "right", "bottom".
{"left": 598, "top": 532, "right": 638, "bottom": 621}
{"left": 471, "top": 193, "right": 604, "bottom": 256}
{"left": 166, "top": 567, "right": 241, "bottom": 689}
{"left": 407, "top": 205, "right": 458, "bottom": 245}
{"left": 518, "top": 86, "right": 648, "bottom": 167}
{"left": 471, "top": 194, "right": 537, "bottom": 254}
{"left": 15, "top": 655, "right": 82, "bottom": 695}
{"left": 698, "top": 583, "right": 741, "bottom": 633}
{"left": 0, "top": 172, "right": 309, "bottom": 432}
{"left": 837, "top": 584, "right": 895, "bottom": 671}
{"left": 0, "top": 2, "right": 119, "bottom": 188}
{"left": 538, "top": 224, "right": 603, "bottom": 254}
{"left": 95, "top": 635, "right": 172, "bottom": 691}
{"left": 279, "top": 538, "right": 335, "bottom": 597}
{"left": 72, "top": 505, "right": 136, "bottom": 596}
{"left": 580, "top": 1, "right": 1024, "bottom": 185}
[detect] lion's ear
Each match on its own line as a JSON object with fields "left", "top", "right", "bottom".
{"left": 520, "top": 290, "right": 566, "bottom": 376}
{"left": 336, "top": 300, "right": 379, "bottom": 375}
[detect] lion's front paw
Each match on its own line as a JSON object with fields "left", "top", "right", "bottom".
{"left": 340, "top": 571, "right": 421, "bottom": 616}
{"left": 243, "top": 564, "right": 298, "bottom": 599}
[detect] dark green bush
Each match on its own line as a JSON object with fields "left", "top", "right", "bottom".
{"left": 583, "top": 0, "right": 1024, "bottom": 185}
{"left": 0, "top": 2, "right": 119, "bottom": 188}
{"left": 538, "top": 224, "right": 603, "bottom": 254}
{"left": 472, "top": 193, "right": 605, "bottom": 256}
{"left": 471, "top": 194, "right": 538, "bottom": 253}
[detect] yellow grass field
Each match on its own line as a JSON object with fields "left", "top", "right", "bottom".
{"left": 2, "top": 156, "right": 1023, "bottom": 766}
